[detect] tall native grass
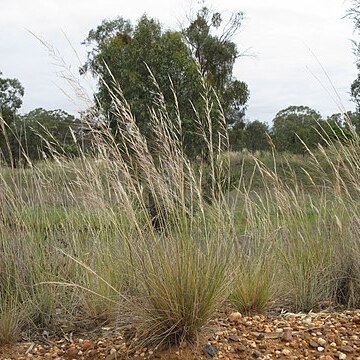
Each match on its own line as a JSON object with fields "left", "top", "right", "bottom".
{"left": 0, "top": 73, "right": 360, "bottom": 348}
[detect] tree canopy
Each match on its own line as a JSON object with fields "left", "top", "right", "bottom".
{"left": 0, "top": 71, "right": 25, "bottom": 166}
{"left": 0, "top": 72, "right": 78, "bottom": 167}
{"left": 243, "top": 120, "right": 270, "bottom": 152}
{"left": 183, "top": 7, "right": 249, "bottom": 126}
{"left": 0, "top": 71, "right": 24, "bottom": 122}
{"left": 19, "top": 108, "right": 78, "bottom": 161}
{"left": 81, "top": 8, "right": 249, "bottom": 158}
{"left": 272, "top": 105, "right": 323, "bottom": 154}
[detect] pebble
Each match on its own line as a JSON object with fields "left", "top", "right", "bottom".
{"left": 203, "top": 344, "right": 218, "bottom": 357}
{"left": 228, "top": 312, "right": 242, "bottom": 323}
{"left": 282, "top": 349, "right": 291, "bottom": 355}
{"left": 340, "top": 345, "right": 354, "bottom": 353}
{"left": 282, "top": 329, "right": 293, "bottom": 342}
{"left": 82, "top": 339, "right": 93, "bottom": 350}
{"left": 65, "top": 346, "right": 78, "bottom": 358}
{"left": 229, "top": 335, "right": 240, "bottom": 342}
{"left": 252, "top": 350, "right": 262, "bottom": 358}
{"left": 249, "top": 341, "right": 257, "bottom": 348}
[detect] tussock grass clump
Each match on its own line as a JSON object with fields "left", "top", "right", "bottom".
{"left": 133, "top": 230, "right": 234, "bottom": 344}
{"left": 230, "top": 260, "right": 274, "bottom": 314}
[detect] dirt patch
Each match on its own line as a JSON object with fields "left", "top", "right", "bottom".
{"left": 1, "top": 310, "right": 359, "bottom": 359}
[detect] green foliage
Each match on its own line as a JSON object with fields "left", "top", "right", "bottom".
{"left": 345, "top": 111, "right": 360, "bottom": 134}
{"left": 81, "top": 8, "right": 249, "bottom": 158}
{"left": 0, "top": 107, "right": 79, "bottom": 167}
{"left": 82, "top": 15, "right": 202, "bottom": 157}
{"left": 183, "top": 7, "right": 249, "bottom": 126}
{"left": 0, "top": 71, "right": 25, "bottom": 167}
{"left": 0, "top": 71, "right": 24, "bottom": 117}
{"left": 19, "top": 108, "right": 78, "bottom": 160}
{"left": 229, "top": 120, "right": 270, "bottom": 152}
{"left": 228, "top": 120, "right": 245, "bottom": 151}
{"left": 230, "top": 258, "right": 274, "bottom": 314}
{"left": 0, "top": 75, "right": 78, "bottom": 167}
{"left": 243, "top": 120, "right": 270, "bottom": 152}
{"left": 272, "top": 105, "right": 323, "bottom": 154}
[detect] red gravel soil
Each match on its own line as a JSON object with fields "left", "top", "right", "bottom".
{"left": 0, "top": 310, "right": 359, "bottom": 359}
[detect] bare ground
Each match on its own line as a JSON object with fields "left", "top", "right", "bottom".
{"left": 1, "top": 309, "right": 360, "bottom": 359}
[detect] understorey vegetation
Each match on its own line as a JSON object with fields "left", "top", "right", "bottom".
{"left": 0, "top": 77, "right": 360, "bottom": 348}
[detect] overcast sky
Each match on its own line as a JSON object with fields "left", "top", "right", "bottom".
{"left": 0, "top": 0, "right": 357, "bottom": 124}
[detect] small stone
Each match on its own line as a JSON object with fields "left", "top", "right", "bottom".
{"left": 249, "top": 341, "right": 257, "bottom": 348}
{"left": 337, "top": 352, "right": 347, "bottom": 360}
{"left": 318, "top": 346, "right": 325, "bottom": 352}
{"left": 228, "top": 335, "right": 240, "bottom": 342}
{"left": 282, "top": 349, "right": 291, "bottom": 356}
{"left": 203, "top": 344, "right": 218, "bottom": 357}
{"left": 318, "top": 338, "right": 327, "bottom": 346}
{"left": 310, "top": 341, "right": 319, "bottom": 348}
{"left": 340, "top": 346, "right": 354, "bottom": 353}
{"left": 303, "top": 317, "right": 313, "bottom": 325}
{"left": 82, "top": 340, "right": 93, "bottom": 351}
{"left": 65, "top": 346, "right": 78, "bottom": 358}
{"left": 282, "top": 329, "right": 293, "bottom": 342}
{"left": 252, "top": 350, "right": 262, "bottom": 358}
{"left": 228, "top": 312, "right": 242, "bottom": 323}
{"left": 234, "top": 344, "right": 246, "bottom": 353}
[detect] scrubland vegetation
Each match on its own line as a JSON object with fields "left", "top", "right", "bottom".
{"left": 1, "top": 2, "right": 360, "bottom": 351}
{"left": 0, "top": 83, "right": 360, "bottom": 348}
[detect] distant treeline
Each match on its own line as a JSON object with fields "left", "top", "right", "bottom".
{"left": 1, "top": 4, "right": 360, "bottom": 166}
